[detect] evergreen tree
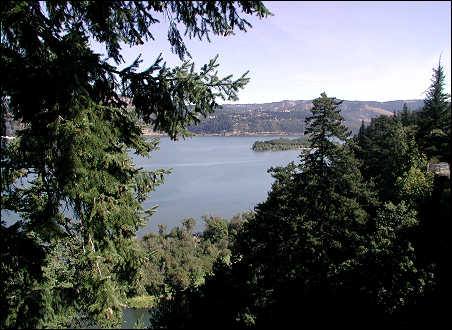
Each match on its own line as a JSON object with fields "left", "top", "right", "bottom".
{"left": 157, "top": 93, "right": 375, "bottom": 327}
{"left": 417, "top": 60, "right": 451, "bottom": 162}
{"left": 353, "top": 115, "right": 425, "bottom": 202}
{"left": 357, "top": 119, "right": 366, "bottom": 140}
{"left": 235, "top": 92, "right": 380, "bottom": 326}
{"left": 400, "top": 102, "right": 410, "bottom": 126}
{"left": 162, "top": 93, "right": 433, "bottom": 328}
{"left": 0, "top": 1, "right": 271, "bottom": 327}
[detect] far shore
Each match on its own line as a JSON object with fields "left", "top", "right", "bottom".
{"left": 142, "top": 132, "right": 303, "bottom": 137}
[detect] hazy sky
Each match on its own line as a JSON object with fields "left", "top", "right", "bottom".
{"left": 95, "top": 1, "right": 451, "bottom": 104}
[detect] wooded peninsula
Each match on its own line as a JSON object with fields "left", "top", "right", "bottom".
{"left": 251, "top": 136, "right": 311, "bottom": 151}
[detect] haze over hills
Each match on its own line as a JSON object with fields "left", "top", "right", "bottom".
{"left": 3, "top": 99, "right": 424, "bottom": 138}
{"left": 183, "top": 98, "right": 425, "bottom": 136}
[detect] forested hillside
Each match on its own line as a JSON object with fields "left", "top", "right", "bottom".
{"left": 186, "top": 99, "right": 424, "bottom": 135}
{"left": 3, "top": 98, "right": 424, "bottom": 138}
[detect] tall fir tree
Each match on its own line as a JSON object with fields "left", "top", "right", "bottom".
{"left": 400, "top": 102, "right": 410, "bottom": 126}
{"left": 159, "top": 93, "right": 433, "bottom": 328}
{"left": 0, "top": 1, "right": 271, "bottom": 327}
{"left": 417, "top": 60, "right": 451, "bottom": 162}
{"left": 238, "top": 92, "right": 380, "bottom": 326}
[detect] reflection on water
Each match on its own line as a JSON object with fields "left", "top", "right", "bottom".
{"left": 122, "top": 308, "right": 152, "bottom": 329}
{"left": 151, "top": 158, "right": 261, "bottom": 168}
{"left": 133, "top": 136, "right": 301, "bottom": 237}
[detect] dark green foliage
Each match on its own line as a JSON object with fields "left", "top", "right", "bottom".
{"left": 1, "top": 1, "right": 270, "bottom": 327}
{"left": 151, "top": 259, "right": 254, "bottom": 329}
{"left": 351, "top": 76, "right": 450, "bottom": 326}
{"left": 134, "top": 214, "right": 251, "bottom": 329}
{"left": 228, "top": 93, "right": 386, "bottom": 326}
{"left": 158, "top": 92, "right": 435, "bottom": 328}
{"left": 399, "top": 102, "right": 419, "bottom": 127}
{"left": 2, "top": 1, "right": 448, "bottom": 326}
{"left": 353, "top": 114, "right": 427, "bottom": 202}
{"left": 187, "top": 113, "right": 234, "bottom": 134}
{"left": 138, "top": 68, "right": 448, "bottom": 329}
{"left": 402, "top": 173, "right": 451, "bottom": 327}
{"left": 416, "top": 60, "right": 451, "bottom": 162}
{"left": 149, "top": 69, "right": 447, "bottom": 328}
{"left": 140, "top": 219, "right": 212, "bottom": 293}
{"left": 137, "top": 213, "right": 251, "bottom": 298}
{"left": 1, "top": 223, "right": 46, "bottom": 328}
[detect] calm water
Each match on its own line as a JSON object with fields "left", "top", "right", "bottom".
{"left": 133, "top": 136, "right": 302, "bottom": 238}
{"left": 122, "top": 308, "right": 152, "bottom": 328}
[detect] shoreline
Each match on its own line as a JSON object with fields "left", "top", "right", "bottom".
{"left": 142, "top": 132, "right": 303, "bottom": 137}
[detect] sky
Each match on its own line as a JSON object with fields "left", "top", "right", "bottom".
{"left": 93, "top": 1, "right": 451, "bottom": 104}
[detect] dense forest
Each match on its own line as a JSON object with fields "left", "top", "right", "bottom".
{"left": 143, "top": 66, "right": 450, "bottom": 328}
{"left": 1, "top": 1, "right": 450, "bottom": 329}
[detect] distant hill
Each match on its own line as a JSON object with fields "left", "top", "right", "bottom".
{"left": 187, "top": 99, "right": 424, "bottom": 136}
{"left": 3, "top": 98, "right": 425, "bottom": 138}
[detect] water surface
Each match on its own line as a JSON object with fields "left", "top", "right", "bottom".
{"left": 133, "top": 136, "right": 302, "bottom": 237}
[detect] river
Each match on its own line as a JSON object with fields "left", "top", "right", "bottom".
{"left": 133, "top": 136, "right": 302, "bottom": 238}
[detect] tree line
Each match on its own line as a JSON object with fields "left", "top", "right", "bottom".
{"left": 146, "top": 64, "right": 450, "bottom": 328}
